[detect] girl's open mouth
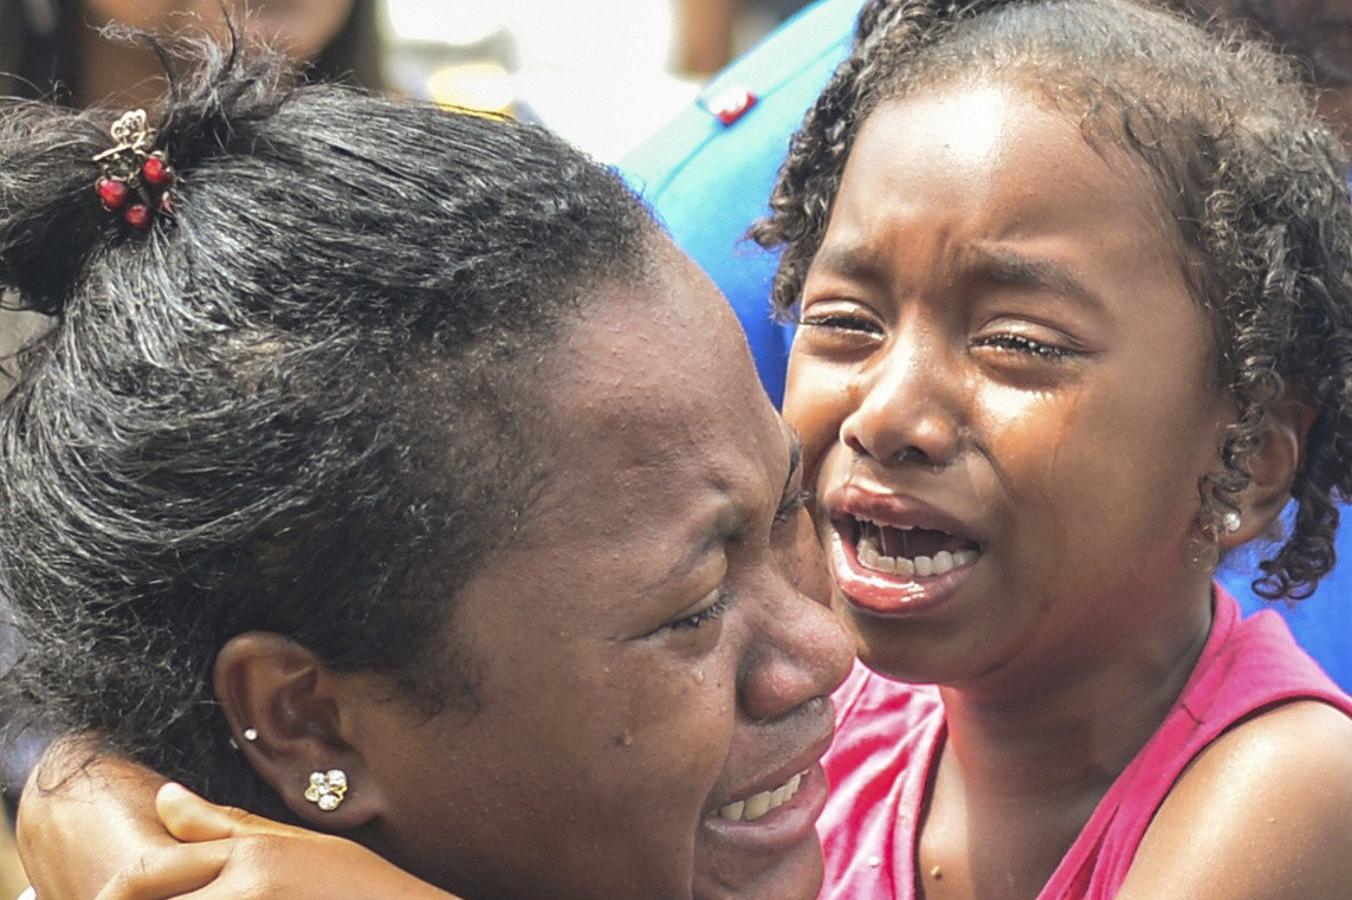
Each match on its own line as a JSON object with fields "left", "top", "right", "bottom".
{"left": 829, "top": 513, "right": 984, "bottom": 616}
{"left": 852, "top": 517, "right": 982, "bottom": 577}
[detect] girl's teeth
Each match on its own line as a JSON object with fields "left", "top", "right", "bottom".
{"left": 716, "top": 772, "right": 806, "bottom": 822}
{"left": 856, "top": 538, "right": 982, "bottom": 578}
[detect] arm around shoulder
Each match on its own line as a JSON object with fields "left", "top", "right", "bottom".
{"left": 1119, "top": 700, "right": 1352, "bottom": 900}
{"left": 16, "top": 735, "right": 171, "bottom": 899}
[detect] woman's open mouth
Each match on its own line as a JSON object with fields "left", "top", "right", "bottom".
{"left": 701, "top": 720, "right": 834, "bottom": 859}
{"left": 716, "top": 769, "right": 808, "bottom": 822}
{"left": 702, "top": 763, "right": 830, "bottom": 854}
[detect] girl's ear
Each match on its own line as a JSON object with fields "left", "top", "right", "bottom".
{"left": 213, "top": 632, "right": 393, "bottom": 830}
{"left": 1220, "top": 401, "right": 1315, "bottom": 548}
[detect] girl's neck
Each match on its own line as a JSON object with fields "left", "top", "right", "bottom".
{"left": 73, "top": 22, "right": 168, "bottom": 112}
{"left": 936, "top": 574, "right": 1214, "bottom": 802}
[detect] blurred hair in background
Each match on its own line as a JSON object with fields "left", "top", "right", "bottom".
{"left": 0, "top": 0, "right": 384, "bottom": 105}
{"left": 1172, "top": 0, "right": 1352, "bottom": 145}
{"left": 677, "top": 0, "right": 812, "bottom": 75}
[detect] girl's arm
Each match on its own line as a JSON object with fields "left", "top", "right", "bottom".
{"left": 98, "top": 783, "right": 455, "bottom": 899}
{"left": 1118, "top": 701, "right": 1352, "bottom": 899}
{"left": 17, "top": 736, "right": 173, "bottom": 899}
{"left": 17, "top": 737, "right": 454, "bottom": 899}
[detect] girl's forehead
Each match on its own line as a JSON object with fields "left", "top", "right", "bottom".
{"left": 840, "top": 86, "right": 1168, "bottom": 244}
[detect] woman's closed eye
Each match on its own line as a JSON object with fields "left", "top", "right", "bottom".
{"left": 666, "top": 587, "right": 732, "bottom": 631}
{"left": 773, "top": 489, "right": 812, "bottom": 527}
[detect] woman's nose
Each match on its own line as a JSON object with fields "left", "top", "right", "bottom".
{"left": 738, "top": 582, "right": 854, "bottom": 723}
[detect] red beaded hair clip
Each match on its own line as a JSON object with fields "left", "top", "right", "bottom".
{"left": 93, "top": 109, "right": 175, "bottom": 231}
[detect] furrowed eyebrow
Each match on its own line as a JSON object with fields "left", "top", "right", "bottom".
{"left": 652, "top": 432, "right": 805, "bottom": 591}
{"left": 811, "top": 245, "right": 888, "bottom": 287}
{"left": 968, "top": 246, "right": 1107, "bottom": 314}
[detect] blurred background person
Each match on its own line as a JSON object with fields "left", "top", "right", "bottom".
{"left": 1175, "top": 0, "right": 1351, "bottom": 145}
{"left": 0, "top": 0, "right": 384, "bottom": 106}
{"left": 677, "top": 0, "right": 811, "bottom": 75}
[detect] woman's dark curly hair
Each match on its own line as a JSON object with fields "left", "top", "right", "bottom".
{"left": 0, "top": 37, "right": 654, "bottom": 808}
{"left": 751, "top": 0, "right": 1352, "bottom": 601}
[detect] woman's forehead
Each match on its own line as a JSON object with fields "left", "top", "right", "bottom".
{"left": 533, "top": 267, "right": 788, "bottom": 518}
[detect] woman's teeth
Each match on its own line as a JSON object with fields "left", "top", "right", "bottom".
{"left": 717, "top": 772, "right": 805, "bottom": 822}
{"left": 857, "top": 532, "right": 980, "bottom": 577}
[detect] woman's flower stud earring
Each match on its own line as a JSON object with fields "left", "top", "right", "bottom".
{"left": 304, "top": 769, "right": 349, "bottom": 811}
{"left": 1222, "top": 511, "right": 1242, "bottom": 534}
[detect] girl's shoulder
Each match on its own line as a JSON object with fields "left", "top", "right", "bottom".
{"left": 1114, "top": 589, "right": 1352, "bottom": 898}
{"left": 1119, "top": 698, "right": 1352, "bottom": 900}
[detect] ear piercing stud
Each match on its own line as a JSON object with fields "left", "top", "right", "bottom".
{"left": 1221, "top": 511, "right": 1242, "bottom": 534}
{"left": 229, "top": 726, "right": 259, "bottom": 750}
{"left": 304, "top": 769, "right": 349, "bottom": 811}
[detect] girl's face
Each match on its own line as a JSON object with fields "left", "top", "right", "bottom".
{"left": 784, "top": 84, "right": 1232, "bottom": 688}
{"left": 349, "top": 241, "right": 854, "bottom": 899}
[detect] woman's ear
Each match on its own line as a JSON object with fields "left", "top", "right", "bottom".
{"left": 213, "top": 632, "right": 392, "bottom": 830}
{"left": 1220, "top": 400, "right": 1315, "bottom": 548}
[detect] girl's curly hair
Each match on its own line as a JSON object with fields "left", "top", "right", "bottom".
{"left": 751, "top": 0, "right": 1352, "bottom": 601}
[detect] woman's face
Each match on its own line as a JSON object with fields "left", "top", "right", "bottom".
{"left": 784, "top": 84, "right": 1230, "bottom": 688}
{"left": 84, "top": 0, "right": 356, "bottom": 63}
{"left": 354, "top": 241, "right": 854, "bottom": 899}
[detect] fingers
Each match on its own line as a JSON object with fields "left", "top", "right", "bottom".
{"left": 18, "top": 741, "right": 175, "bottom": 900}
{"left": 93, "top": 841, "right": 230, "bottom": 900}
{"left": 155, "top": 783, "right": 245, "bottom": 843}
{"left": 156, "top": 782, "right": 301, "bottom": 843}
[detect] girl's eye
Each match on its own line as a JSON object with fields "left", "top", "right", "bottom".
{"left": 799, "top": 312, "right": 881, "bottom": 335}
{"left": 796, "top": 305, "right": 885, "bottom": 355}
{"left": 668, "top": 588, "right": 732, "bottom": 631}
{"left": 973, "top": 333, "right": 1077, "bottom": 360}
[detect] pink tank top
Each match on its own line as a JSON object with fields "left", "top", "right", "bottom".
{"left": 816, "top": 587, "right": 1352, "bottom": 899}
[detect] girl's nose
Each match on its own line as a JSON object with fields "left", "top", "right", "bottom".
{"left": 840, "top": 342, "right": 964, "bottom": 469}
